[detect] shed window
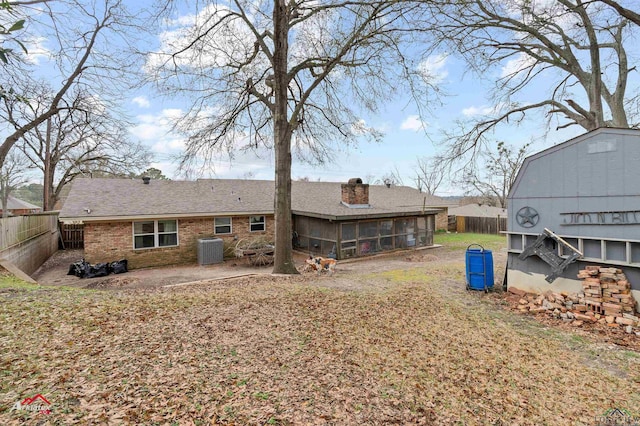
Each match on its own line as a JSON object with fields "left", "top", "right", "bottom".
{"left": 215, "top": 217, "right": 232, "bottom": 234}
{"left": 250, "top": 216, "right": 266, "bottom": 232}
{"left": 134, "top": 220, "right": 178, "bottom": 249}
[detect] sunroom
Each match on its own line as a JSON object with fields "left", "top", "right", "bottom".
{"left": 293, "top": 214, "right": 435, "bottom": 260}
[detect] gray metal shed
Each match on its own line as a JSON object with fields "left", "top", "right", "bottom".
{"left": 506, "top": 127, "right": 640, "bottom": 310}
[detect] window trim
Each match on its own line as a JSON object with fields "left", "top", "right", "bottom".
{"left": 133, "top": 219, "right": 179, "bottom": 250}
{"left": 250, "top": 215, "right": 266, "bottom": 232}
{"left": 214, "top": 217, "right": 233, "bottom": 235}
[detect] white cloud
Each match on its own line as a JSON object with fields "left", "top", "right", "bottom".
{"left": 418, "top": 54, "right": 449, "bottom": 85}
{"left": 146, "top": 3, "right": 266, "bottom": 76}
{"left": 502, "top": 0, "right": 580, "bottom": 32}
{"left": 461, "top": 101, "right": 514, "bottom": 117}
{"left": 500, "top": 52, "right": 537, "bottom": 78}
{"left": 132, "top": 96, "right": 151, "bottom": 108}
{"left": 400, "top": 115, "right": 426, "bottom": 131}
{"left": 462, "top": 105, "right": 494, "bottom": 117}
{"left": 23, "top": 36, "right": 51, "bottom": 65}
{"left": 130, "top": 109, "right": 186, "bottom": 154}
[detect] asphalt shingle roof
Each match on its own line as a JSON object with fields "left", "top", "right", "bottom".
{"left": 3, "top": 195, "right": 41, "bottom": 211}
{"left": 59, "top": 178, "right": 448, "bottom": 222}
{"left": 448, "top": 204, "right": 508, "bottom": 218}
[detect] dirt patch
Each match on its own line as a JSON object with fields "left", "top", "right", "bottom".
{"left": 31, "top": 246, "right": 481, "bottom": 290}
{"left": 84, "top": 276, "right": 142, "bottom": 289}
{"left": 403, "top": 253, "right": 440, "bottom": 262}
{"left": 32, "top": 250, "right": 275, "bottom": 289}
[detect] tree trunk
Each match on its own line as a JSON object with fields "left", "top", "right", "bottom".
{"left": 0, "top": 178, "right": 8, "bottom": 218}
{"left": 42, "top": 118, "right": 55, "bottom": 211}
{"left": 271, "top": 0, "right": 298, "bottom": 275}
{"left": 576, "top": 0, "right": 604, "bottom": 129}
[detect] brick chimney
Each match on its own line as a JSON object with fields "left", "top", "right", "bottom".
{"left": 341, "top": 178, "right": 370, "bottom": 208}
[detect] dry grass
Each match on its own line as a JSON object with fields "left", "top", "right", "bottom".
{"left": 1, "top": 260, "right": 639, "bottom": 425}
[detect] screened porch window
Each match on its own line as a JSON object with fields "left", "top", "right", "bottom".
{"left": 295, "top": 214, "right": 434, "bottom": 260}
{"left": 341, "top": 217, "right": 431, "bottom": 258}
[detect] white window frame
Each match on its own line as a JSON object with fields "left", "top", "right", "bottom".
{"left": 214, "top": 217, "right": 233, "bottom": 235}
{"left": 133, "top": 220, "right": 179, "bottom": 250}
{"left": 250, "top": 215, "right": 266, "bottom": 232}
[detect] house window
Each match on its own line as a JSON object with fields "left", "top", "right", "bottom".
{"left": 214, "top": 217, "right": 232, "bottom": 234}
{"left": 250, "top": 215, "right": 265, "bottom": 232}
{"left": 133, "top": 220, "right": 178, "bottom": 249}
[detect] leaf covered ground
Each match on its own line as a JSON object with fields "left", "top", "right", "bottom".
{"left": 1, "top": 239, "right": 640, "bottom": 425}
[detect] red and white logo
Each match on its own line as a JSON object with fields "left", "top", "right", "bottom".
{"left": 11, "top": 394, "right": 51, "bottom": 414}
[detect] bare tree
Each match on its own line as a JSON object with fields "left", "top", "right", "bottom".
{"left": 0, "top": 0, "right": 146, "bottom": 171}
{"left": 597, "top": 0, "right": 640, "bottom": 26}
{"left": 425, "top": 0, "right": 638, "bottom": 162}
{"left": 137, "top": 167, "right": 170, "bottom": 181}
{"left": 149, "top": 1, "right": 438, "bottom": 273}
{"left": 9, "top": 87, "right": 152, "bottom": 210}
{"left": 413, "top": 155, "right": 446, "bottom": 194}
{"left": 0, "top": 150, "right": 31, "bottom": 217}
{"left": 367, "top": 167, "right": 405, "bottom": 187}
{"left": 459, "top": 141, "right": 530, "bottom": 208}
{"left": 383, "top": 167, "right": 405, "bottom": 187}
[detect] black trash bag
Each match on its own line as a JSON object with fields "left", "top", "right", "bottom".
{"left": 67, "top": 262, "right": 81, "bottom": 276}
{"left": 67, "top": 259, "right": 90, "bottom": 278}
{"left": 109, "top": 259, "right": 128, "bottom": 274}
{"left": 85, "top": 262, "right": 110, "bottom": 279}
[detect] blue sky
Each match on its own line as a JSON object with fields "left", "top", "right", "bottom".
{"left": 128, "top": 50, "right": 583, "bottom": 196}
{"left": 11, "top": 0, "right": 616, "bottom": 196}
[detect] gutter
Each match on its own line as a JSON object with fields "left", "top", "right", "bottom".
{"left": 291, "top": 208, "right": 444, "bottom": 221}
{"left": 60, "top": 206, "right": 446, "bottom": 224}
{"left": 59, "top": 210, "right": 274, "bottom": 224}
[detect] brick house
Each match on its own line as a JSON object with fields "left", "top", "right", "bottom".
{"left": 0, "top": 195, "right": 42, "bottom": 216}
{"left": 59, "top": 177, "right": 448, "bottom": 269}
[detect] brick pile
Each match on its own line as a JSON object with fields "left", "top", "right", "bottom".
{"left": 509, "top": 268, "right": 639, "bottom": 335}
{"left": 577, "top": 265, "right": 635, "bottom": 317}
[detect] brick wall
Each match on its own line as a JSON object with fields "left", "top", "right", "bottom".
{"left": 435, "top": 208, "right": 448, "bottom": 231}
{"left": 341, "top": 182, "right": 369, "bottom": 205}
{"left": 84, "top": 214, "right": 275, "bottom": 269}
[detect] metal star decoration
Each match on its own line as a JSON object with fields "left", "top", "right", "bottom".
{"left": 516, "top": 206, "right": 539, "bottom": 228}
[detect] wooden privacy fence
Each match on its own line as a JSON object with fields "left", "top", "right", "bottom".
{"left": 0, "top": 212, "right": 59, "bottom": 275}
{"left": 453, "top": 215, "right": 507, "bottom": 235}
{"left": 0, "top": 213, "right": 58, "bottom": 250}
{"left": 60, "top": 223, "right": 84, "bottom": 249}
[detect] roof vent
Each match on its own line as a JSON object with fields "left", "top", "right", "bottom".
{"left": 142, "top": 176, "right": 150, "bottom": 184}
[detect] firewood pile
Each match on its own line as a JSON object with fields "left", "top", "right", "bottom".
{"left": 508, "top": 265, "right": 638, "bottom": 335}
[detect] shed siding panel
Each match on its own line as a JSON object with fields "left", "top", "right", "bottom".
{"left": 509, "top": 131, "right": 640, "bottom": 240}
{"left": 507, "top": 129, "right": 640, "bottom": 302}
{"left": 513, "top": 132, "right": 640, "bottom": 200}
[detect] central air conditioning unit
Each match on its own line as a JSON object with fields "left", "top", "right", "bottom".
{"left": 197, "top": 238, "right": 224, "bottom": 265}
